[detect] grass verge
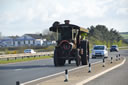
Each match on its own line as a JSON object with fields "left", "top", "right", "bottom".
{"left": 0, "top": 55, "right": 52, "bottom": 64}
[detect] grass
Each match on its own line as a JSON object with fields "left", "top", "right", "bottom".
{"left": 120, "top": 34, "right": 128, "bottom": 39}
{"left": 0, "top": 55, "right": 52, "bottom": 64}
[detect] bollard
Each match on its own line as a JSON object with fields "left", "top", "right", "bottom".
{"left": 116, "top": 55, "right": 118, "bottom": 61}
{"left": 119, "top": 54, "right": 120, "bottom": 60}
{"left": 119, "top": 54, "right": 120, "bottom": 57}
{"left": 64, "top": 69, "right": 68, "bottom": 82}
{"left": 102, "top": 57, "right": 105, "bottom": 67}
{"left": 27, "top": 56, "right": 29, "bottom": 58}
{"left": 7, "top": 58, "right": 9, "bottom": 61}
{"left": 88, "top": 63, "right": 91, "bottom": 73}
{"left": 16, "top": 81, "right": 20, "bottom": 85}
{"left": 15, "top": 57, "right": 17, "bottom": 60}
{"left": 111, "top": 57, "right": 113, "bottom": 63}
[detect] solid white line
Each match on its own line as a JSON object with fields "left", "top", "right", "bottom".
{"left": 21, "top": 60, "right": 102, "bottom": 85}
{"left": 76, "top": 57, "right": 126, "bottom": 85}
{"left": 15, "top": 69, "right": 22, "bottom": 71}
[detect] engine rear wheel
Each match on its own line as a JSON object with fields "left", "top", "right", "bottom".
{"left": 81, "top": 40, "right": 89, "bottom": 65}
{"left": 75, "top": 49, "right": 81, "bottom": 66}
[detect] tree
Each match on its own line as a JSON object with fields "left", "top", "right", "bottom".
{"left": 88, "top": 25, "right": 123, "bottom": 47}
{"left": 0, "top": 32, "right": 2, "bottom": 39}
{"left": 42, "top": 29, "right": 56, "bottom": 41}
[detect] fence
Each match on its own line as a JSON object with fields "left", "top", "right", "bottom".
{"left": 0, "top": 51, "right": 53, "bottom": 61}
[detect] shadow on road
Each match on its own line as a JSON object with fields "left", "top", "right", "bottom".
{"left": 0, "top": 63, "right": 78, "bottom": 70}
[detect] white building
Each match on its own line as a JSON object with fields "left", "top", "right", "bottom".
{"left": 0, "top": 34, "right": 45, "bottom": 47}
{"left": 0, "top": 34, "right": 56, "bottom": 47}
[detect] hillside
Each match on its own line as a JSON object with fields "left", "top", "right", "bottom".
{"left": 120, "top": 32, "right": 128, "bottom": 39}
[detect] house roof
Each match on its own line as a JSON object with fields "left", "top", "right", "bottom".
{"left": 25, "top": 34, "right": 42, "bottom": 39}
{"left": 9, "top": 36, "right": 19, "bottom": 39}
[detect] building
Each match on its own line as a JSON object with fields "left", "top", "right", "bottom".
{"left": 0, "top": 34, "right": 43, "bottom": 47}
{"left": 0, "top": 34, "right": 56, "bottom": 47}
{"left": 0, "top": 36, "right": 15, "bottom": 47}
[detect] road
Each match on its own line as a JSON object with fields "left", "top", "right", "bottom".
{"left": 85, "top": 49, "right": 128, "bottom": 85}
{"left": 0, "top": 54, "right": 101, "bottom": 85}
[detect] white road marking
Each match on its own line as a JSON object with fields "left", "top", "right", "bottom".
{"left": 15, "top": 69, "right": 22, "bottom": 71}
{"left": 21, "top": 60, "right": 102, "bottom": 85}
{"left": 76, "top": 57, "right": 126, "bottom": 85}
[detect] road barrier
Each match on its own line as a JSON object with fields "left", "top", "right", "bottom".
{"left": 119, "top": 54, "right": 121, "bottom": 60}
{"left": 116, "top": 55, "right": 118, "bottom": 61}
{"left": 88, "top": 63, "right": 91, "bottom": 73}
{"left": 0, "top": 52, "right": 53, "bottom": 61}
{"left": 111, "top": 57, "right": 113, "bottom": 63}
{"left": 64, "top": 69, "right": 68, "bottom": 82}
{"left": 16, "top": 81, "right": 20, "bottom": 85}
{"left": 102, "top": 57, "right": 105, "bottom": 67}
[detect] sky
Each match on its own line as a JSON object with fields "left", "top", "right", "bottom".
{"left": 0, "top": 0, "right": 128, "bottom": 36}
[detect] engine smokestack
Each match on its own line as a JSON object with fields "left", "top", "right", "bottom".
{"left": 64, "top": 20, "right": 70, "bottom": 24}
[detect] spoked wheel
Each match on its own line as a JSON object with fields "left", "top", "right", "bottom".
{"left": 81, "top": 40, "right": 89, "bottom": 65}
{"left": 59, "top": 59, "right": 66, "bottom": 66}
{"left": 54, "top": 49, "right": 66, "bottom": 66}
{"left": 54, "top": 50, "right": 59, "bottom": 66}
{"left": 76, "top": 56, "right": 81, "bottom": 66}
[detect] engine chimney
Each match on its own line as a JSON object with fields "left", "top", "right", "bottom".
{"left": 64, "top": 20, "right": 70, "bottom": 24}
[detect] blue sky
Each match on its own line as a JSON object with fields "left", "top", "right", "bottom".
{"left": 0, "top": 0, "right": 128, "bottom": 36}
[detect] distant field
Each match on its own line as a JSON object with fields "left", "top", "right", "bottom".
{"left": 120, "top": 34, "right": 128, "bottom": 39}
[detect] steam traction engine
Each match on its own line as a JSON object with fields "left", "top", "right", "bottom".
{"left": 49, "top": 20, "right": 89, "bottom": 66}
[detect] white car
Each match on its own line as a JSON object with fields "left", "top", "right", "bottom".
{"left": 24, "top": 49, "right": 36, "bottom": 53}
{"left": 92, "top": 45, "right": 108, "bottom": 58}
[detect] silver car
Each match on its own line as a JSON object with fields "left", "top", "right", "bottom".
{"left": 92, "top": 45, "right": 108, "bottom": 58}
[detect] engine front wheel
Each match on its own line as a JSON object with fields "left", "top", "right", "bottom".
{"left": 54, "top": 49, "right": 66, "bottom": 66}
{"left": 54, "top": 50, "right": 59, "bottom": 66}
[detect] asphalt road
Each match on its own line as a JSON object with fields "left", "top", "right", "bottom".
{"left": 0, "top": 54, "right": 101, "bottom": 85}
{"left": 85, "top": 49, "right": 128, "bottom": 85}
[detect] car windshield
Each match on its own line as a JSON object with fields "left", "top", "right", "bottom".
{"left": 94, "top": 46, "right": 104, "bottom": 50}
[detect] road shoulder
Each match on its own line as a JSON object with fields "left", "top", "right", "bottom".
{"left": 22, "top": 57, "right": 125, "bottom": 85}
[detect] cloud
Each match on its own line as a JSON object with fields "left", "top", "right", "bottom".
{"left": 0, "top": 0, "right": 114, "bottom": 24}
{"left": 116, "top": 8, "right": 128, "bottom": 15}
{"left": 0, "top": 0, "right": 128, "bottom": 36}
